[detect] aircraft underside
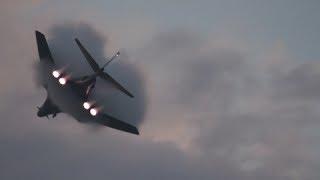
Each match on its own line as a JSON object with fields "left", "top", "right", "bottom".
{"left": 35, "top": 31, "right": 139, "bottom": 135}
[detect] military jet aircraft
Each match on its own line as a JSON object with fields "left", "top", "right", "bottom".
{"left": 35, "top": 31, "right": 139, "bottom": 135}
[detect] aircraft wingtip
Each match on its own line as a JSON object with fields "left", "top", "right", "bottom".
{"left": 35, "top": 30, "right": 43, "bottom": 35}
{"left": 130, "top": 126, "right": 139, "bottom": 135}
{"left": 35, "top": 31, "right": 47, "bottom": 39}
{"left": 134, "top": 129, "right": 140, "bottom": 135}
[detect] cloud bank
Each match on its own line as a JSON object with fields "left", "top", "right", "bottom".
{"left": 1, "top": 2, "right": 320, "bottom": 179}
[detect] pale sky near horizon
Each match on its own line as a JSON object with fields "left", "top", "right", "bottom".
{"left": 19, "top": 0, "right": 320, "bottom": 60}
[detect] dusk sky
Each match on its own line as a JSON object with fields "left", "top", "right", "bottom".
{"left": 1, "top": 1, "right": 320, "bottom": 179}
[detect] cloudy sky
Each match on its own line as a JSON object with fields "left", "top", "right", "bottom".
{"left": 1, "top": 0, "right": 320, "bottom": 179}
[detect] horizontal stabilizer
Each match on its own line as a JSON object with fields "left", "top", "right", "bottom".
{"left": 75, "top": 38, "right": 100, "bottom": 72}
{"left": 100, "top": 72, "right": 134, "bottom": 98}
{"left": 75, "top": 38, "right": 134, "bottom": 98}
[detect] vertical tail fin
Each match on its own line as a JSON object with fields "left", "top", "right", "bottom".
{"left": 35, "top": 31, "right": 54, "bottom": 63}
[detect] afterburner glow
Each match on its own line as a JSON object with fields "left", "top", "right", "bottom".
{"left": 58, "top": 77, "right": 66, "bottom": 85}
{"left": 90, "top": 108, "right": 98, "bottom": 116}
{"left": 52, "top": 70, "right": 60, "bottom": 78}
{"left": 83, "top": 102, "right": 90, "bottom": 110}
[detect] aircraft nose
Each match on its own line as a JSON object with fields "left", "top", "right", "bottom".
{"left": 37, "top": 109, "right": 44, "bottom": 117}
